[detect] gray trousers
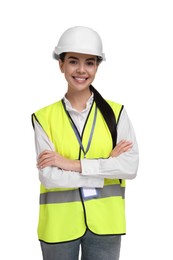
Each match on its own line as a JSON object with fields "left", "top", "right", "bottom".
{"left": 40, "top": 230, "right": 121, "bottom": 260}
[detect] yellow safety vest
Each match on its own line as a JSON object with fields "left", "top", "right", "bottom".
{"left": 33, "top": 100, "right": 126, "bottom": 243}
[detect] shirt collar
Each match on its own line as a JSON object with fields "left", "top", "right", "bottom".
{"left": 63, "top": 93, "right": 94, "bottom": 113}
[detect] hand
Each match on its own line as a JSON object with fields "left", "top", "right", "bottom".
{"left": 37, "top": 150, "right": 81, "bottom": 172}
{"left": 37, "top": 150, "right": 69, "bottom": 169}
{"left": 110, "top": 140, "right": 133, "bottom": 158}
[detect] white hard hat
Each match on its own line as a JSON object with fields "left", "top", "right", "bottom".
{"left": 53, "top": 26, "right": 106, "bottom": 61}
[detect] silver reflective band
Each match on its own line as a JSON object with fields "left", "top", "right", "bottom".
{"left": 40, "top": 189, "right": 80, "bottom": 204}
{"left": 95, "top": 185, "right": 125, "bottom": 200}
{"left": 40, "top": 184, "right": 125, "bottom": 205}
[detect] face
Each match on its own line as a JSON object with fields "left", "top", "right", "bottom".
{"left": 59, "top": 52, "right": 99, "bottom": 93}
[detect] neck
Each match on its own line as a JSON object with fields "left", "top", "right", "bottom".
{"left": 65, "top": 89, "right": 92, "bottom": 112}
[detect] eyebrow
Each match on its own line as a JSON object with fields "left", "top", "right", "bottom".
{"left": 67, "top": 56, "right": 96, "bottom": 61}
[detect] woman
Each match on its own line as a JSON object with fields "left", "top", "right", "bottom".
{"left": 32, "top": 26, "right": 139, "bottom": 260}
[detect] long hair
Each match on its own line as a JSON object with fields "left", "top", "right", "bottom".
{"left": 90, "top": 85, "right": 117, "bottom": 148}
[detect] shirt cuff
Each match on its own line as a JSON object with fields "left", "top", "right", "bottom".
{"left": 81, "top": 158, "right": 100, "bottom": 176}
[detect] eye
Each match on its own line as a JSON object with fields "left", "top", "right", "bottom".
{"left": 86, "top": 61, "right": 95, "bottom": 66}
{"left": 69, "top": 60, "right": 78, "bottom": 65}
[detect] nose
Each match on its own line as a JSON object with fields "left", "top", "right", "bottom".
{"left": 76, "top": 62, "right": 86, "bottom": 74}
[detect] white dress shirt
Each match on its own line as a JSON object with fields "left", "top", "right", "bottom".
{"left": 33, "top": 95, "right": 139, "bottom": 189}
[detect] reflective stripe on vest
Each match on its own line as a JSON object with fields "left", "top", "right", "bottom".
{"left": 40, "top": 184, "right": 125, "bottom": 204}
{"left": 34, "top": 100, "right": 125, "bottom": 243}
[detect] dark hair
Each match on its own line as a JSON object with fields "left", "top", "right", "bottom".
{"left": 55, "top": 52, "right": 103, "bottom": 64}
{"left": 89, "top": 85, "right": 117, "bottom": 148}
{"left": 53, "top": 52, "right": 66, "bottom": 61}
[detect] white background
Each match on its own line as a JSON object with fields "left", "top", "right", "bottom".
{"left": 0, "top": 0, "right": 173, "bottom": 259}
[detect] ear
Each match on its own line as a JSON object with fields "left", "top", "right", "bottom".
{"left": 59, "top": 60, "right": 64, "bottom": 73}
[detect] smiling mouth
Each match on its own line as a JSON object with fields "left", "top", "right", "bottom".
{"left": 73, "top": 77, "right": 88, "bottom": 82}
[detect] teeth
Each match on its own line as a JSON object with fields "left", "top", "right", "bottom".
{"left": 75, "top": 77, "right": 86, "bottom": 81}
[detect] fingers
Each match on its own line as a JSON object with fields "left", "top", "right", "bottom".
{"left": 38, "top": 150, "right": 52, "bottom": 159}
{"left": 37, "top": 150, "right": 56, "bottom": 169}
{"left": 117, "top": 140, "right": 133, "bottom": 151}
{"left": 110, "top": 140, "right": 133, "bottom": 157}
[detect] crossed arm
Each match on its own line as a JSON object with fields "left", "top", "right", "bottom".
{"left": 37, "top": 140, "right": 133, "bottom": 171}
{"left": 33, "top": 108, "right": 139, "bottom": 189}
